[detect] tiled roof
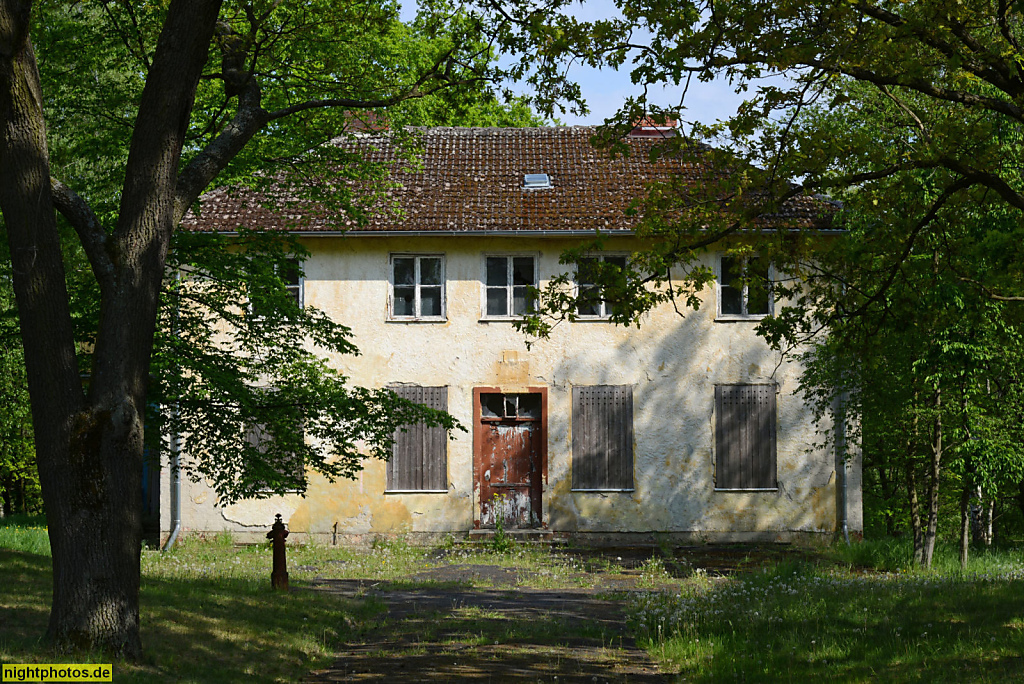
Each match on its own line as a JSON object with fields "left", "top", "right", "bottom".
{"left": 183, "top": 127, "right": 836, "bottom": 234}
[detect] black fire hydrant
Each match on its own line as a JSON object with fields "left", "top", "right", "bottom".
{"left": 267, "top": 513, "right": 289, "bottom": 590}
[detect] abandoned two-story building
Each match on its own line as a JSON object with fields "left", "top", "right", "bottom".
{"left": 160, "top": 125, "right": 862, "bottom": 545}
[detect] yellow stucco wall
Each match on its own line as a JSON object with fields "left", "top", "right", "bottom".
{"left": 162, "top": 235, "right": 863, "bottom": 542}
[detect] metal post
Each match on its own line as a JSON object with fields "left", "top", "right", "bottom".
{"left": 268, "top": 514, "right": 289, "bottom": 590}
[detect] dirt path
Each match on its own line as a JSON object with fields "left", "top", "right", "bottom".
{"left": 304, "top": 570, "right": 665, "bottom": 683}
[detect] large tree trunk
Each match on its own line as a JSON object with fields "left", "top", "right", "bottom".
{"left": 1, "top": 0, "right": 220, "bottom": 657}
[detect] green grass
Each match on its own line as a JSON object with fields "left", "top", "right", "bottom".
{"left": 0, "top": 514, "right": 50, "bottom": 555}
{"left": 7, "top": 522, "right": 1024, "bottom": 682}
{"left": 0, "top": 526, "right": 384, "bottom": 683}
{"left": 629, "top": 544, "right": 1024, "bottom": 682}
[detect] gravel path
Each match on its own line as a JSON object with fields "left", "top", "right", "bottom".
{"left": 303, "top": 568, "right": 666, "bottom": 683}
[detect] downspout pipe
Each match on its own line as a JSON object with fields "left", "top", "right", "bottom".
{"left": 835, "top": 391, "right": 850, "bottom": 545}
{"left": 162, "top": 420, "right": 182, "bottom": 551}
{"left": 163, "top": 269, "right": 183, "bottom": 551}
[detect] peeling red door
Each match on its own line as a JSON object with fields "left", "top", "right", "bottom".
{"left": 477, "top": 393, "right": 542, "bottom": 529}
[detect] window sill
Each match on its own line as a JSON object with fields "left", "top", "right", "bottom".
{"left": 715, "top": 314, "right": 770, "bottom": 322}
{"left": 714, "top": 487, "right": 779, "bottom": 492}
{"left": 572, "top": 316, "right": 614, "bottom": 322}
{"left": 478, "top": 317, "right": 529, "bottom": 323}
{"left": 384, "top": 489, "right": 449, "bottom": 494}
{"left": 386, "top": 317, "right": 448, "bottom": 323}
{"left": 571, "top": 488, "right": 635, "bottom": 493}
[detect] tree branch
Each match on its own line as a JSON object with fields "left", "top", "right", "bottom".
{"left": 49, "top": 178, "right": 116, "bottom": 292}
{"left": 852, "top": 2, "right": 1022, "bottom": 97}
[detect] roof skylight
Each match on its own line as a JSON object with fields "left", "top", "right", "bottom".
{"left": 523, "top": 173, "right": 552, "bottom": 189}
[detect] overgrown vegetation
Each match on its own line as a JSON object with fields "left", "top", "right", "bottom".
{"left": 630, "top": 545, "right": 1024, "bottom": 681}
{"left": 4, "top": 517, "right": 1023, "bottom": 681}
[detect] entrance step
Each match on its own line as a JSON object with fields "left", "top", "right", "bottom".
{"left": 466, "top": 528, "right": 563, "bottom": 544}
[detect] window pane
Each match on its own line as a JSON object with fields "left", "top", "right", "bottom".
{"left": 486, "top": 257, "right": 508, "bottom": 286}
{"left": 281, "top": 259, "right": 301, "bottom": 286}
{"left": 518, "top": 394, "right": 541, "bottom": 419}
{"left": 512, "top": 286, "right": 531, "bottom": 315}
{"left": 420, "top": 287, "right": 442, "bottom": 316}
{"left": 394, "top": 257, "right": 415, "bottom": 285}
{"left": 481, "top": 393, "right": 504, "bottom": 418}
{"left": 577, "top": 285, "right": 600, "bottom": 316}
{"left": 747, "top": 281, "right": 770, "bottom": 315}
{"left": 720, "top": 257, "right": 743, "bottom": 315}
{"left": 747, "top": 263, "right": 771, "bottom": 315}
{"left": 721, "top": 286, "right": 743, "bottom": 315}
{"left": 607, "top": 255, "right": 628, "bottom": 269}
{"left": 512, "top": 257, "right": 534, "bottom": 285}
{"left": 394, "top": 286, "right": 415, "bottom": 316}
{"left": 577, "top": 258, "right": 597, "bottom": 287}
{"left": 286, "top": 285, "right": 301, "bottom": 308}
{"left": 420, "top": 257, "right": 442, "bottom": 285}
{"left": 486, "top": 287, "right": 507, "bottom": 316}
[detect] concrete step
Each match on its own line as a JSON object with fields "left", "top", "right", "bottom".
{"left": 466, "top": 528, "right": 563, "bottom": 544}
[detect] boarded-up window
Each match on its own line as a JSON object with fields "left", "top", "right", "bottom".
{"left": 387, "top": 386, "right": 448, "bottom": 492}
{"left": 715, "top": 384, "right": 777, "bottom": 489}
{"left": 572, "top": 385, "right": 634, "bottom": 490}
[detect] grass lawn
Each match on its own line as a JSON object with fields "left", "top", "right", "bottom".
{"left": 630, "top": 543, "right": 1024, "bottom": 682}
{"left": 3, "top": 516, "right": 1024, "bottom": 682}
{"left": 0, "top": 518, "right": 383, "bottom": 683}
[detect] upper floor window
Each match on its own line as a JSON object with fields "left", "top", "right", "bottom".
{"left": 718, "top": 255, "right": 771, "bottom": 319}
{"left": 391, "top": 255, "right": 445, "bottom": 320}
{"left": 282, "top": 259, "right": 303, "bottom": 308}
{"left": 576, "top": 255, "right": 628, "bottom": 319}
{"left": 250, "top": 257, "right": 302, "bottom": 318}
{"left": 484, "top": 255, "right": 536, "bottom": 318}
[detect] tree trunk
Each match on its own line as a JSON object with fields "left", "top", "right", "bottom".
{"left": 904, "top": 411, "right": 924, "bottom": 565}
{"left": 921, "top": 384, "right": 942, "bottom": 568}
{"left": 1, "top": 0, "right": 221, "bottom": 657}
{"left": 985, "top": 497, "right": 994, "bottom": 547}
{"left": 959, "top": 481, "right": 969, "bottom": 570}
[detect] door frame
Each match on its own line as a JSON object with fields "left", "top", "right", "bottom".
{"left": 472, "top": 386, "right": 548, "bottom": 529}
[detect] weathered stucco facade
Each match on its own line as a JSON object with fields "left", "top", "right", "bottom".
{"left": 160, "top": 126, "right": 862, "bottom": 545}
{"left": 161, "top": 234, "right": 862, "bottom": 544}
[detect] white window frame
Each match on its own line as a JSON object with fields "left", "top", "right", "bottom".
{"left": 574, "top": 253, "right": 629, "bottom": 320}
{"left": 388, "top": 254, "right": 446, "bottom": 322}
{"left": 480, "top": 253, "right": 538, "bottom": 320}
{"left": 716, "top": 254, "right": 773, "bottom": 321}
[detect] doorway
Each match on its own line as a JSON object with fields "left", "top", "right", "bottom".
{"left": 474, "top": 389, "right": 546, "bottom": 529}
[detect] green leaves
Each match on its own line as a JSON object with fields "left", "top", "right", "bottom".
{"left": 154, "top": 229, "right": 462, "bottom": 503}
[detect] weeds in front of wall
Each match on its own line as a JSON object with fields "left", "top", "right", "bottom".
{"left": 489, "top": 493, "right": 515, "bottom": 554}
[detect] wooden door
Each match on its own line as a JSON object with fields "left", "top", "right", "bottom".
{"left": 477, "top": 392, "right": 542, "bottom": 529}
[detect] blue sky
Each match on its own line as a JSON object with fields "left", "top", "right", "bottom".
{"left": 399, "top": 0, "right": 750, "bottom": 127}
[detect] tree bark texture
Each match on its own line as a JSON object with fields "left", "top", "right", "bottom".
{"left": 1, "top": 0, "right": 221, "bottom": 656}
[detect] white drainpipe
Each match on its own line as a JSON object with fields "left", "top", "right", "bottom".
{"left": 162, "top": 417, "right": 182, "bottom": 551}
{"left": 835, "top": 392, "right": 850, "bottom": 545}
{"left": 163, "top": 269, "right": 183, "bottom": 551}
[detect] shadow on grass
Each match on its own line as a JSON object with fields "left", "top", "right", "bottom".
{"left": 0, "top": 548, "right": 384, "bottom": 683}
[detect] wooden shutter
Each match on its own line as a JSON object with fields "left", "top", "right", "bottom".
{"left": 388, "top": 386, "right": 448, "bottom": 491}
{"left": 715, "top": 384, "right": 777, "bottom": 489}
{"left": 572, "top": 385, "right": 634, "bottom": 490}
